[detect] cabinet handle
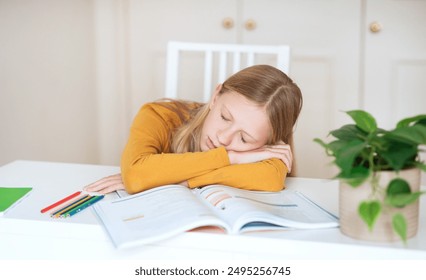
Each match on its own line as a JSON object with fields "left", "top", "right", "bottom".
{"left": 369, "top": 21, "right": 382, "bottom": 33}
{"left": 245, "top": 19, "right": 257, "bottom": 31}
{"left": 222, "top": 17, "right": 234, "bottom": 29}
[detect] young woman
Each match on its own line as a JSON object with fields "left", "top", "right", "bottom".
{"left": 85, "top": 65, "right": 303, "bottom": 194}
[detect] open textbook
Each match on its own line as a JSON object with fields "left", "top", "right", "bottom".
{"left": 94, "top": 185, "right": 339, "bottom": 249}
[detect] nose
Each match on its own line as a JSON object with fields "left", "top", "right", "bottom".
{"left": 217, "top": 128, "right": 233, "bottom": 147}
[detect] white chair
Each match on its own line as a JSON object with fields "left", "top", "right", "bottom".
{"left": 165, "top": 41, "right": 290, "bottom": 102}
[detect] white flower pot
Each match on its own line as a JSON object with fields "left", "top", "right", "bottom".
{"left": 339, "top": 168, "right": 421, "bottom": 242}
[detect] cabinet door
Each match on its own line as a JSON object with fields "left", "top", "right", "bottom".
{"left": 363, "top": 0, "right": 426, "bottom": 128}
{"left": 364, "top": 0, "right": 426, "bottom": 185}
{"left": 128, "top": 0, "right": 238, "bottom": 116}
{"left": 242, "top": 0, "right": 362, "bottom": 178}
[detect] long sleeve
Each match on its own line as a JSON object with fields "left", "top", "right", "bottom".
{"left": 187, "top": 158, "right": 287, "bottom": 192}
{"left": 121, "top": 103, "right": 231, "bottom": 193}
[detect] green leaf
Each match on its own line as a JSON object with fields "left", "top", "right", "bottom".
{"left": 380, "top": 141, "right": 418, "bottom": 170}
{"left": 330, "top": 124, "right": 367, "bottom": 141}
{"left": 396, "top": 114, "right": 426, "bottom": 128}
{"left": 346, "top": 110, "right": 377, "bottom": 133}
{"left": 334, "top": 139, "right": 366, "bottom": 175}
{"left": 386, "top": 178, "right": 411, "bottom": 196}
{"left": 385, "top": 178, "right": 422, "bottom": 208}
{"left": 358, "top": 201, "right": 381, "bottom": 231}
{"left": 386, "top": 124, "right": 426, "bottom": 145}
{"left": 313, "top": 138, "right": 342, "bottom": 157}
{"left": 385, "top": 192, "right": 423, "bottom": 208}
{"left": 325, "top": 140, "right": 353, "bottom": 157}
{"left": 337, "top": 166, "right": 370, "bottom": 187}
{"left": 418, "top": 118, "right": 426, "bottom": 126}
{"left": 392, "top": 213, "right": 407, "bottom": 243}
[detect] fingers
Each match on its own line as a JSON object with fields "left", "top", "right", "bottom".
{"left": 84, "top": 174, "right": 121, "bottom": 191}
{"left": 228, "top": 143, "right": 293, "bottom": 170}
{"left": 263, "top": 144, "right": 293, "bottom": 173}
{"left": 84, "top": 174, "right": 125, "bottom": 194}
{"left": 94, "top": 182, "right": 125, "bottom": 194}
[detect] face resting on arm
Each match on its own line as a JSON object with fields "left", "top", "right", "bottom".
{"left": 85, "top": 65, "right": 303, "bottom": 194}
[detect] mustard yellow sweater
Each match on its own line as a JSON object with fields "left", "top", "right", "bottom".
{"left": 121, "top": 102, "right": 287, "bottom": 194}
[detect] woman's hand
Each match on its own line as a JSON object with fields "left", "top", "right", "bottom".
{"left": 227, "top": 142, "right": 293, "bottom": 173}
{"left": 83, "top": 173, "right": 125, "bottom": 194}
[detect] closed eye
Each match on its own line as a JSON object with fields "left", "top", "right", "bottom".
{"left": 221, "top": 114, "right": 230, "bottom": 121}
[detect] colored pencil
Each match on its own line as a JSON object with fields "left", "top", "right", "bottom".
{"left": 61, "top": 195, "right": 104, "bottom": 218}
{"left": 41, "top": 191, "right": 81, "bottom": 213}
{"left": 49, "top": 194, "right": 88, "bottom": 216}
{"left": 50, "top": 194, "right": 90, "bottom": 218}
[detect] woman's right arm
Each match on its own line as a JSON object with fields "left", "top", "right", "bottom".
{"left": 86, "top": 104, "right": 230, "bottom": 194}
{"left": 88, "top": 104, "right": 232, "bottom": 194}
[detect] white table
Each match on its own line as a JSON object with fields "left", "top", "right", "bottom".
{"left": 1, "top": 160, "right": 426, "bottom": 260}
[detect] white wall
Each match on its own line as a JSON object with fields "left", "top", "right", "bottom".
{"left": 0, "top": 0, "right": 100, "bottom": 166}
{"left": 0, "top": 1, "right": 424, "bottom": 186}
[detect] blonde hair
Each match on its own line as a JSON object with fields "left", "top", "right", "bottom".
{"left": 166, "top": 65, "right": 303, "bottom": 172}
{"left": 170, "top": 102, "right": 209, "bottom": 153}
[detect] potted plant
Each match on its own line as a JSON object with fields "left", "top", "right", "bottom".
{"left": 315, "top": 110, "right": 426, "bottom": 242}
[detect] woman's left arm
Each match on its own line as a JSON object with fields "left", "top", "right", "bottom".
{"left": 186, "top": 158, "right": 287, "bottom": 192}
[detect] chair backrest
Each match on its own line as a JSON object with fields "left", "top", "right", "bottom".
{"left": 165, "top": 41, "right": 290, "bottom": 102}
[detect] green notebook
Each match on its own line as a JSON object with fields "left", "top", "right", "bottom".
{"left": 0, "top": 187, "right": 33, "bottom": 216}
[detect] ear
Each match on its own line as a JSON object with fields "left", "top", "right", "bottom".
{"left": 209, "top": 84, "right": 222, "bottom": 110}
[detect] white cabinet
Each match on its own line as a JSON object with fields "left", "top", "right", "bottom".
{"left": 241, "top": 0, "right": 362, "bottom": 178}
{"left": 363, "top": 0, "right": 426, "bottom": 128}
{"left": 363, "top": 0, "right": 426, "bottom": 184}
{"left": 125, "top": 0, "right": 361, "bottom": 178}
{"left": 3, "top": 1, "right": 423, "bottom": 177}
{"left": 96, "top": 0, "right": 425, "bottom": 179}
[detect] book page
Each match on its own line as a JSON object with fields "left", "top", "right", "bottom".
{"left": 94, "top": 185, "right": 229, "bottom": 248}
{"left": 194, "top": 185, "right": 338, "bottom": 233}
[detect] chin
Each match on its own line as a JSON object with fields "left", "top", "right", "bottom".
{"left": 203, "top": 146, "right": 212, "bottom": 152}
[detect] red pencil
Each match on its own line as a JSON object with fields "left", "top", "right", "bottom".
{"left": 40, "top": 191, "right": 82, "bottom": 213}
